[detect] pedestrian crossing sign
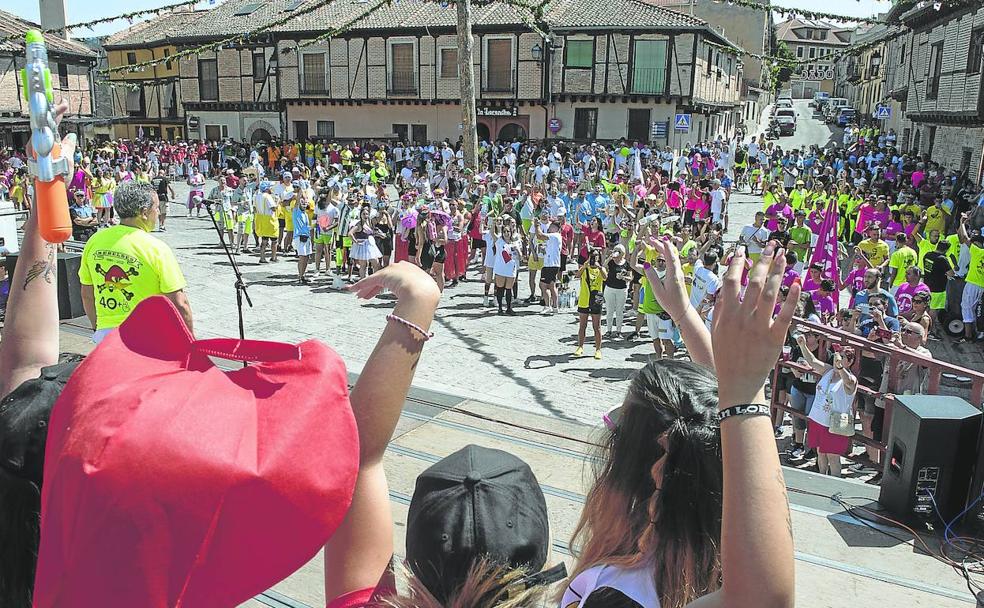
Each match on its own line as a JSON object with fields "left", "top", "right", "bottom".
{"left": 875, "top": 105, "right": 891, "bottom": 120}
{"left": 674, "top": 113, "right": 691, "bottom": 132}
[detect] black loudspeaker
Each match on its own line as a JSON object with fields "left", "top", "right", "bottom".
{"left": 879, "top": 394, "right": 982, "bottom": 524}
{"left": 4, "top": 252, "right": 86, "bottom": 320}
{"left": 963, "top": 424, "right": 984, "bottom": 537}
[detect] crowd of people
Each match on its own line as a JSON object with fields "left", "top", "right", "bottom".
{"left": 0, "top": 101, "right": 807, "bottom": 608}
{"left": 2, "top": 107, "right": 984, "bottom": 479}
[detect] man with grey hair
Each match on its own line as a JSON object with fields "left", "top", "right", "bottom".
{"left": 79, "top": 181, "right": 194, "bottom": 343}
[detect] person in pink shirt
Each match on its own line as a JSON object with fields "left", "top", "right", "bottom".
{"left": 842, "top": 256, "right": 869, "bottom": 307}
{"left": 782, "top": 251, "right": 800, "bottom": 288}
{"left": 911, "top": 164, "right": 925, "bottom": 189}
{"left": 894, "top": 266, "right": 931, "bottom": 314}
{"left": 801, "top": 262, "right": 824, "bottom": 293}
{"left": 765, "top": 198, "right": 794, "bottom": 232}
{"left": 666, "top": 182, "right": 683, "bottom": 211}
{"left": 811, "top": 279, "right": 837, "bottom": 320}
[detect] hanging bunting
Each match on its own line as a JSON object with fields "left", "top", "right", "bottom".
{"left": 0, "top": 0, "right": 201, "bottom": 44}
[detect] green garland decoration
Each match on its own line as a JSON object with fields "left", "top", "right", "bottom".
{"left": 99, "top": 0, "right": 358, "bottom": 75}
{"left": 0, "top": 0, "right": 201, "bottom": 44}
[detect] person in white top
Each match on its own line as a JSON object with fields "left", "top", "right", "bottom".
{"left": 796, "top": 336, "right": 859, "bottom": 477}
{"left": 738, "top": 212, "right": 771, "bottom": 260}
{"left": 689, "top": 253, "right": 722, "bottom": 310}
{"left": 491, "top": 217, "right": 522, "bottom": 315}
{"left": 533, "top": 220, "right": 563, "bottom": 313}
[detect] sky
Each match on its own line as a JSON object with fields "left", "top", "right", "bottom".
{"left": 5, "top": 0, "right": 893, "bottom": 38}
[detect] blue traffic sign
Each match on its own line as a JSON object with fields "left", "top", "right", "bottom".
{"left": 875, "top": 105, "right": 891, "bottom": 120}
{"left": 674, "top": 113, "right": 691, "bottom": 132}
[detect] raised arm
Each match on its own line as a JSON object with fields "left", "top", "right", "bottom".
{"left": 688, "top": 244, "right": 797, "bottom": 608}
{"left": 794, "top": 333, "right": 831, "bottom": 376}
{"left": 323, "top": 262, "right": 440, "bottom": 599}
{"left": 642, "top": 237, "right": 714, "bottom": 369}
{"left": 0, "top": 100, "right": 74, "bottom": 399}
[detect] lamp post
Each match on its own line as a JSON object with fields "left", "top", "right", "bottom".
{"left": 532, "top": 39, "right": 559, "bottom": 138}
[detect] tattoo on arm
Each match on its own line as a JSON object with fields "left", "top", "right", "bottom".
{"left": 23, "top": 244, "right": 56, "bottom": 290}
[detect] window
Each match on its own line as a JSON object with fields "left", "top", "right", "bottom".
{"left": 234, "top": 2, "right": 262, "bottom": 16}
{"left": 726, "top": 57, "right": 732, "bottom": 87}
{"left": 389, "top": 42, "right": 417, "bottom": 94}
{"left": 317, "top": 120, "right": 335, "bottom": 139}
{"left": 968, "top": 28, "right": 984, "bottom": 75}
{"left": 565, "top": 39, "right": 593, "bottom": 69}
{"left": 301, "top": 52, "right": 326, "bottom": 93}
{"left": 926, "top": 41, "right": 943, "bottom": 100}
{"left": 253, "top": 51, "right": 266, "bottom": 82}
{"left": 961, "top": 148, "right": 973, "bottom": 175}
{"left": 411, "top": 124, "right": 428, "bottom": 145}
{"left": 809, "top": 47, "right": 816, "bottom": 59}
{"left": 927, "top": 125, "right": 937, "bottom": 157}
{"left": 125, "top": 88, "right": 144, "bottom": 115}
{"left": 284, "top": 0, "right": 304, "bottom": 10}
{"left": 627, "top": 108, "right": 651, "bottom": 142}
{"left": 198, "top": 58, "right": 218, "bottom": 101}
{"left": 162, "top": 82, "right": 177, "bottom": 118}
{"left": 439, "top": 48, "right": 458, "bottom": 78}
{"left": 899, "top": 43, "right": 905, "bottom": 66}
{"left": 126, "top": 52, "right": 137, "bottom": 65}
{"left": 796, "top": 46, "right": 803, "bottom": 58}
{"left": 485, "top": 38, "right": 513, "bottom": 92}
{"left": 393, "top": 123, "right": 409, "bottom": 142}
{"left": 163, "top": 48, "right": 172, "bottom": 70}
{"left": 293, "top": 120, "right": 309, "bottom": 140}
{"left": 631, "top": 39, "right": 667, "bottom": 94}
{"left": 57, "top": 63, "right": 68, "bottom": 89}
{"left": 573, "top": 107, "right": 598, "bottom": 140}
{"left": 706, "top": 47, "right": 713, "bottom": 75}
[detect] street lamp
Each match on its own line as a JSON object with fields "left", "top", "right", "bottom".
{"left": 531, "top": 43, "right": 543, "bottom": 61}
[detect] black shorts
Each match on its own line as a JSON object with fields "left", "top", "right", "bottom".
{"left": 560, "top": 254, "right": 569, "bottom": 271}
{"left": 433, "top": 245, "right": 447, "bottom": 264}
{"left": 278, "top": 218, "right": 286, "bottom": 229}
{"left": 472, "top": 237, "right": 486, "bottom": 249}
{"left": 578, "top": 302, "right": 603, "bottom": 316}
{"left": 541, "top": 267, "right": 560, "bottom": 284}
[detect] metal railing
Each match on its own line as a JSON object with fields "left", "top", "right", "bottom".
{"left": 482, "top": 68, "right": 515, "bottom": 93}
{"left": 769, "top": 317, "right": 984, "bottom": 462}
{"left": 630, "top": 67, "right": 667, "bottom": 95}
{"left": 388, "top": 70, "right": 417, "bottom": 95}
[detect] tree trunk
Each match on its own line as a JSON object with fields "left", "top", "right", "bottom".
{"left": 456, "top": 0, "right": 478, "bottom": 170}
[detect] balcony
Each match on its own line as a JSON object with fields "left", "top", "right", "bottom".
{"left": 482, "top": 68, "right": 515, "bottom": 94}
{"left": 388, "top": 70, "right": 418, "bottom": 95}
{"left": 301, "top": 73, "right": 328, "bottom": 95}
{"left": 630, "top": 67, "right": 667, "bottom": 95}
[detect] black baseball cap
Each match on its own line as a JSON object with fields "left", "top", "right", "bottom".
{"left": 406, "top": 444, "right": 551, "bottom": 603}
{"left": 0, "top": 357, "right": 82, "bottom": 490}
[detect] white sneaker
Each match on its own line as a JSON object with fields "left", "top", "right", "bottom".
{"left": 540, "top": 306, "right": 550, "bottom": 315}
{"left": 552, "top": 307, "right": 560, "bottom": 314}
{"left": 483, "top": 296, "right": 490, "bottom": 307}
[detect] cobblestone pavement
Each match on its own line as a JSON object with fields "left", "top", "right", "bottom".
{"left": 156, "top": 179, "right": 762, "bottom": 424}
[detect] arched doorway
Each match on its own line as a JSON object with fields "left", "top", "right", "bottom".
{"left": 250, "top": 128, "right": 272, "bottom": 144}
{"left": 477, "top": 122, "right": 491, "bottom": 143}
{"left": 497, "top": 121, "right": 527, "bottom": 141}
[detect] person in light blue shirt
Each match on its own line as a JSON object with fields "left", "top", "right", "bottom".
{"left": 292, "top": 197, "right": 313, "bottom": 284}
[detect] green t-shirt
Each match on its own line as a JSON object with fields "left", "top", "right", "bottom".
{"left": 888, "top": 246, "right": 918, "bottom": 287}
{"left": 789, "top": 225, "right": 812, "bottom": 260}
{"left": 79, "top": 225, "right": 187, "bottom": 330}
{"left": 638, "top": 276, "right": 665, "bottom": 315}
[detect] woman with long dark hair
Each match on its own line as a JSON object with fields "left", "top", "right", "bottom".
{"left": 562, "top": 239, "right": 796, "bottom": 608}
{"left": 574, "top": 248, "right": 607, "bottom": 359}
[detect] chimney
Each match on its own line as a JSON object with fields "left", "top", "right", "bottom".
{"left": 39, "top": 0, "right": 68, "bottom": 38}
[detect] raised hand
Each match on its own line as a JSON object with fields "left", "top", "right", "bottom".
{"left": 642, "top": 236, "right": 690, "bottom": 323}
{"left": 712, "top": 245, "right": 800, "bottom": 407}
{"left": 348, "top": 261, "right": 440, "bottom": 304}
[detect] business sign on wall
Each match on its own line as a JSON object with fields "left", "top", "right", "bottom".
{"left": 801, "top": 65, "right": 835, "bottom": 81}
{"left": 477, "top": 106, "right": 518, "bottom": 117}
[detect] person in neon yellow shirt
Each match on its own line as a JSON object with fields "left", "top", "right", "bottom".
{"left": 887, "top": 233, "right": 918, "bottom": 288}
{"left": 957, "top": 217, "right": 984, "bottom": 342}
{"left": 923, "top": 197, "right": 949, "bottom": 236}
{"left": 79, "top": 181, "right": 192, "bottom": 343}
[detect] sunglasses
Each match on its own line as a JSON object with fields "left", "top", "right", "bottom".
{"left": 902, "top": 327, "right": 922, "bottom": 336}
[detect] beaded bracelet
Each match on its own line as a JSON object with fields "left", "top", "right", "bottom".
{"left": 386, "top": 314, "right": 433, "bottom": 341}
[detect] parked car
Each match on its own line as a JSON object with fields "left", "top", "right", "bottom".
{"left": 824, "top": 98, "right": 848, "bottom": 122}
{"left": 776, "top": 115, "right": 796, "bottom": 135}
{"left": 775, "top": 107, "right": 797, "bottom": 123}
{"left": 836, "top": 107, "right": 857, "bottom": 127}
{"left": 810, "top": 91, "right": 830, "bottom": 107}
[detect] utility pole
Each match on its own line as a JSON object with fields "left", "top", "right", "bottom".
{"left": 456, "top": 0, "right": 478, "bottom": 170}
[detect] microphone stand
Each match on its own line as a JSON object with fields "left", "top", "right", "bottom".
{"left": 203, "top": 198, "right": 252, "bottom": 366}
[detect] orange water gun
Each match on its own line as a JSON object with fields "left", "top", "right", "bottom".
{"left": 22, "top": 29, "right": 72, "bottom": 243}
